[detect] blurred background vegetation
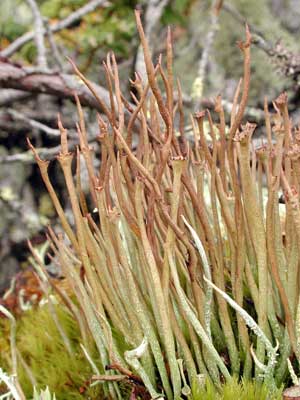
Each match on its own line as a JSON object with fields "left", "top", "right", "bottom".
{"left": 0, "top": 0, "right": 300, "bottom": 293}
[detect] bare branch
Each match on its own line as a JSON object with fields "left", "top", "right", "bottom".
{"left": 44, "top": 19, "right": 65, "bottom": 71}
{"left": 26, "top": 0, "right": 48, "bottom": 70}
{"left": 6, "top": 108, "right": 61, "bottom": 137}
{"left": 0, "top": 138, "right": 97, "bottom": 164}
{"left": 0, "top": 0, "right": 110, "bottom": 58}
{"left": 0, "top": 90, "right": 33, "bottom": 107}
{"left": 0, "top": 148, "right": 58, "bottom": 164}
{"left": 0, "top": 59, "right": 114, "bottom": 113}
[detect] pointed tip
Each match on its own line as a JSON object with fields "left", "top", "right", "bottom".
{"left": 97, "top": 113, "right": 106, "bottom": 129}
{"left": 57, "top": 113, "right": 62, "bottom": 127}
{"left": 245, "top": 22, "right": 252, "bottom": 46}
{"left": 27, "top": 239, "right": 33, "bottom": 250}
{"left": 214, "top": 95, "right": 222, "bottom": 113}
{"left": 236, "top": 23, "right": 252, "bottom": 50}
{"left": 194, "top": 110, "right": 206, "bottom": 120}
{"left": 134, "top": 6, "right": 143, "bottom": 30}
{"left": 135, "top": 5, "right": 142, "bottom": 13}
{"left": 134, "top": 7, "right": 141, "bottom": 19}
{"left": 57, "top": 113, "right": 67, "bottom": 131}
{"left": 57, "top": 114, "right": 69, "bottom": 155}
{"left": 27, "top": 136, "right": 42, "bottom": 161}
{"left": 73, "top": 91, "right": 80, "bottom": 103}
{"left": 74, "top": 93, "right": 84, "bottom": 121}
{"left": 67, "top": 57, "right": 83, "bottom": 78}
{"left": 26, "top": 136, "right": 33, "bottom": 149}
{"left": 67, "top": 56, "right": 76, "bottom": 68}
{"left": 157, "top": 53, "right": 162, "bottom": 66}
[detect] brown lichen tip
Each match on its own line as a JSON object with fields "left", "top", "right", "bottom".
{"left": 287, "top": 144, "right": 300, "bottom": 160}
{"left": 170, "top": 155, "right": 187, "bottom": 161}
{"left": 57, "top": 114, "right": 70, "bottom": 156}
{"left": 237, "top": 23, "right": 252, "bottom": 51}
{"left": 95, "top": 185, "right": 104, "bottom": 192}
{"left": 97, "top": 114, "right": 108, "bottom": 136}
{"left": 67, "top": 56, "right": 80, "bottom": 75}
{"left": 294, "top": 126, "right": 300, "bottom": 142}
{"left": 134, "top": 8, "right": 142, "bottom": 26}
{"left": 27, "top": 137, "right": 49, "bottom": 168}
{"left": 26, "top": 137, "right": 40, "bottom": 161}
{"left": 234, "top": 122, "right": 257, "bottom": 142}
{"left": 284, "top": 186, "right": 298, "bottom": 205}
{"left": 108, "top": 206, "right": 121, "bottom": 222}
{"left": 255, "top": 145, "right": 269, "bottom": 161}
{"left": 275, "top": 92, "right": 288, "bottom": 109}
{"left": 136, "top": 174, "right": 146, "bottom": 184}
{"left": 130, "top": 72, "right": 142, "bottom": 87}
{"left": 193, "top": 160, "right": 206, "bottom": 169}
{"left": 156, "top": 53, "right": 163, "bottom": 68}
{"left": 73, "top": 91, "right": 81, "bottom": 107}
{"left": 273, "top": 120, "right": 285, "bottom": 136}
{"left": 214, "top": 95, "right": 222, "bottom": 113}
{"left": 268, "top": 147, "right": 277, "bottom": 160}
{"left": 194, "top": 110, "right": 206, "bottom": 120}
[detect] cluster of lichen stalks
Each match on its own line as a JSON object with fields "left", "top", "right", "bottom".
{"left": 27, "top": 10, "right": 300, "bottom": 400}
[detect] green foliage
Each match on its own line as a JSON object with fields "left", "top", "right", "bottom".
{"left": 41, "top": 0, "right": 137, "bottom": 58}
{"left": 0, "top": 17, "right": 27, "bottom": 41}
{"left": 39, "top": 0, "right": 61, "bottom": 19}
{"left": 190, "top": 378, "right": 283, "bottom": 400}
{"left": 0, "top": 304, "right": 103, "bottom": 400}
{"left": 0, "top": 0, "right": 29, "bottom": 43}
{"left": 20, "top": 42, "right": 37, "bottom": 64}
{"left": 161, "top": 0, "right": 195, "bottom": 26}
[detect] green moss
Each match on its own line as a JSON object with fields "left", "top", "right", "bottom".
{"left": 0, "top": 304, "right": 104, "bottom": 399}
{"left": 190, "top": 378, "right": 283, "bottom": 400}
